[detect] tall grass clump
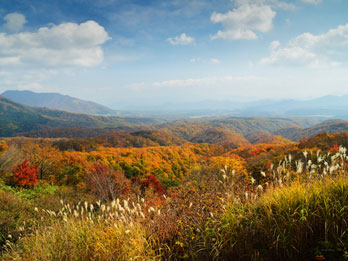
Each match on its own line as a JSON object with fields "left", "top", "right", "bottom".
{"left": 8, "top": 219, "right": 153, "bottom": 261}
{"left": 5, "top": 199, "right": 159, "bottom": 260}
{"left": 219, "top": 177, "right": 348, "bottom": 260}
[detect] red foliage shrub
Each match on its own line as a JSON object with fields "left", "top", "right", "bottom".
{"left": 329, "top": 144, "right": 339, "bottom": 153}
{"left": 266, "top": 160, "right": 271, "bottom": 169}
{"left": 132, "top": 174, "right": 167, "bottom": 196}
{"left": 145, "top": 174, "right": 167, "bottom": 196}
{"left": 12, "top": 159, "right": 39, "bottom": 188}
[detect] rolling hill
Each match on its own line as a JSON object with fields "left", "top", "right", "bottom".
{"left": 0, "top": 96, "right": 163, "bottom": 137}
{"left": 273, "top": 119, "right": 348, "bottom": 141}
{"left": 1, "top": 90, "right": 119, "bottom": 115}
{"left": 2, "top": 95, "right": 339, "bottom": 147}
{"left": 160, "top": 117, "right": 320, "bottom": 138}
{"left": 188, "top": 127, "right": 250, "bottom": 149}
{"left": 244, "top": 130, "right": 292, "bottom": 145}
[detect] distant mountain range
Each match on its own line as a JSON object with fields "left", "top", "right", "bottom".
{"left": 237, "top": 95, "right": 348, "bottom": 119}
{"left": 111, "top": 94, "right": 348, "bottom": 119}
{"left": 3, "top": 90, "right": 348, "bottom": 120}
{"left": 0, "top": 95, "right": 319, "bottom": 140}
{"left": 1, "top": 90, "right": 120, "bottom": 116}
{"left": 3, "top": 90, "right": 348, "bottom": 144}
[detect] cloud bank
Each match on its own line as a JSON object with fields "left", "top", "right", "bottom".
{"left": 211, "top": 3, "right": 276, "bottom": 40}
{"left": 0, "top": 16, "right": 111, "bottom": 67}
{"left": 261, "top": 23, "right": 348, "bottom": 68}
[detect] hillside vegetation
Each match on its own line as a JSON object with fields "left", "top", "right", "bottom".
{"left": 1, "top": 131, "right": 348, "bottom": 260}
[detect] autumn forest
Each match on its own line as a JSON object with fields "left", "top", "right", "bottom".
{"left": 2, "top": 110, "right": 348, "bottom": 260}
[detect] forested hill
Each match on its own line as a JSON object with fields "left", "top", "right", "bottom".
{"left": 0, "top": 96, "right": 163, "bottom": 137}
{"left": 273, "top": 119, "right": 348, "bottom": 141}
{"left": 1, "top": 90, "right": 119, "bottom": 116}
{"left": 159, "top": 117, "right": 319, "bottom": 137}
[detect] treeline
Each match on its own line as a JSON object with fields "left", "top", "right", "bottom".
{"left": 0, "top": 138, "right": 232, "bottom": 188}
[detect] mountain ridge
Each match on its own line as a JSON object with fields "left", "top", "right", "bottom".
{"left": 3, "top": 94, "right": 348, "bottom": 145}
{"left": 0, "top": 96, "right": 163, "bottom": 136}
{"left": 1, "top": 90, "right": 119, "bottom": 116}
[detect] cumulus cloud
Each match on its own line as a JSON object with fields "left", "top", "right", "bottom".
{"left": 260, "top": 23, "right": 348, "bottom": 68}
{"left": 4, "top": 13, "right": 27, "bottom": 32}
{"left": 168, "top": 33, "right": 194, "bottom": 45}
{"left": 0, "top": 20, "right": 111, "bottom": 67}
{"left": 211, "top": 3, "right": 276, "bottom": 40}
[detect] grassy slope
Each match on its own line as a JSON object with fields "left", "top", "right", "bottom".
{"left": 219, "top": 177, "right": 348, "bottom": 260}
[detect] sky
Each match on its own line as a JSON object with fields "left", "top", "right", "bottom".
{"left": 0, "top": 0, "right": 348, "bottom": 109}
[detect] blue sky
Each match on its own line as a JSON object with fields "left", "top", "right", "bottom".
{"left": 0, "top": 0, "right": 348, "bottom": 109}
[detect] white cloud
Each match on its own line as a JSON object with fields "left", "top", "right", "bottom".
{"left": 269, "top": 0, "right": 296, "bottom": 10}
{"left": 260, "top": 46, "right": 322, "bottom": 67}
{"left": 260, "top": 23, "right": 348, "bottom": 68}
{"left": 190, "top": 58, "right": 200, "bottom": 63}
{"left": 211, "top": 3, "right": 276, "bottom": 40}
{"left": 188, "top": 58, "right": 220, "bottom": 64}
{"left": 4, "top": 13, "right": 27, "bottom": 32}
{"left": 0, "top": 20, "right": 111, "bottom": 67}
{"left": 151, "top": 76, "right": 262, "bottom": 88}
{"left": 17, "top": 82, "right": 45, "bottom": 90}
{"left": 168, "top": 33, "right": 195, "bottom": 45}
{"left": 126, "top": 82, "right": 146, "bottom": 91}
{"left": 0, "top": 69, "right": 57, "bottom": 93}
{"left": 210, "top": 58, "right": 221, "bottom": 64}
{"left": 301, "top": 0, "right": 321, "bottom": 4}
{"left": 0, "top": 57, "right": 20, "bottom": 65}
{"left": 270, "top": 40, "right": 280, "bottom": 49}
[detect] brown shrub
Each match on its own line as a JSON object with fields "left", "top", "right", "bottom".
{"left": 86, "top": 163, "right": 130, "bottom": 202}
